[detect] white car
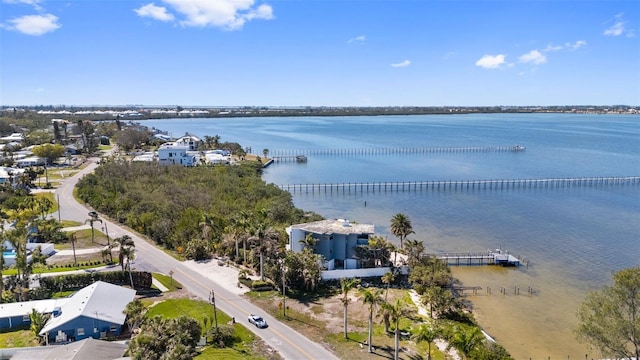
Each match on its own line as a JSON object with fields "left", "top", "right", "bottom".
{"left": 248, "top": 314, "right": 267, "bottom": 328}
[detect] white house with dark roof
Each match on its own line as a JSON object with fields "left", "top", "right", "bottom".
{"left": 39, "top": 281, "right": 136, "bottom": 344}
{"left": 286, "top": 219, "right": 390, "bottom": 279}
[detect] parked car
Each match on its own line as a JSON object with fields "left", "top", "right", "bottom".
{"left": 248, "top": 314, "right": 267, "bottom": 328}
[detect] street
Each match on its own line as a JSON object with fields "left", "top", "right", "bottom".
{"left": 53, "top": 156, "right": 338, "bottom": 360}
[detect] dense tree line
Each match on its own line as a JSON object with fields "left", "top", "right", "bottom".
{"left": 76, "top": 159, "right": 321, "bottom": 261}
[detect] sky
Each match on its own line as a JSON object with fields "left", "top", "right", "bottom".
{"left": 0, "top": 0, "right": 639, "bottom": 107}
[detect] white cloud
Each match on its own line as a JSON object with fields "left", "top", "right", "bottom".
{"left": 348, "top": 35, "right": 365, "bottom": 44}
{"left": 442, "top": 51, "right": 456, "bottom": 60}
{"left": 6, "top": 14, "right": 60, "bottom": 35}
{"left": 604, "top": 13, "right": 633, "bottom": 37}
{"left": 543, "top": 44, "right": 563, "bottom": 52}
{"left": 475, "top": 54, "right": 506, "bottom": 69}
{"left": 390, "top": 60, "right": 411, "bottom": 68}
{"left": 3, "top": 0, "right": 43, "bottom": 10}
{"left": 3, "top": 0, "right": 42, "bottom": 5}
{"left": 152, "top": 0, "right": 274, "bottom": 30}
{"left": 604, "top": 21, "right": 624, "bottom": 36}
{"left": 566, "top": 40, "right": 587, "bottom": 50}
{"left": 519, "top": 50, "right": 547, "bottom": 65}
{"left": 134, "top": 3, "right": 175, "bottom": 22}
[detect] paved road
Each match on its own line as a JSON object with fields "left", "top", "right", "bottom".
{"left": 53, "top": 156, "right": 338, "bottom": 360}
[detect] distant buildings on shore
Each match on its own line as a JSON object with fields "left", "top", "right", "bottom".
{"left": 1, "top": 105, "right": 637, "bottom": 121}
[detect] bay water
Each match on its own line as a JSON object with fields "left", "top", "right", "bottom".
{"left": 143, "top": 114, "right": 640, "bottom": 359}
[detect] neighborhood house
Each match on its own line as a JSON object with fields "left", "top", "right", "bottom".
{"left": 286, "top": 219, "right": 391, "bottom": 280}
{"left": 38, "top": 281, "right": 136, "bottom": 344}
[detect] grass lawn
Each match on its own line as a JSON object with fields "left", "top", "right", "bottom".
{"left": 152, "top": 272, "right": 182, "bottom": 291}
{"left": 2, "top": 261, "right": 108, "bottom": 276}
{"left": 145, "top": 298, "right": 277, "bottom": 360}
{"left": 56, "top": 228, "right": 110, "bottom": 250}
{"left": 0, "top": 329, "right": 39, "bottom": 348}
{"left": 59, "top": 220, "right": 82, "bottom": 228}
{"left": 33, "top": 192, "right": 58, "bottom": 214}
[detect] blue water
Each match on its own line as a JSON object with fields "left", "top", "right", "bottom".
{"left": 144, "top": 113, "right": 640, "bottom": 357}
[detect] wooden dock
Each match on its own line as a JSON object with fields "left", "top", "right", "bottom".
{"left": 427, "top": 249, "right": 525, "bottom": 267}
{"left": 270, "top": 145, "right": 525, "bottom": 157}
{"left": 278, "top": 176, "right": 640, "bottom": 193}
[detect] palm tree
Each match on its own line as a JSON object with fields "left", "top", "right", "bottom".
{"left": 29, "top": 309, "right": 50, "bottom": 344}
{"left": 85, "top": 211, "right": 102, "bottom": 244}
{"left": 238, "top": 210, "right": 251, "bottom": 264}
{"left": 249, "top": 221, "right": 268, "bottom": 281}
{"left": 69, "top": 232, "right": 78, "bottom": 266}
{"left": 384, "top": 298, "right": 413, "bottom": 360}
{"left": 404, "top": 239, "right": 424, "bottom": 267}
{"left": 381, "top": 271, "right": 395, "bottom": 301}
{"left": 359, "top": 287, "right": 383, "bottom": 353}
{"left": 299, "top": 233, "right": 318, "bottom": 252}
{"left": 115, "top": 235, "right": 135, "bottom": 288}
{"left": 390, "top": 213, "right": 414, "bottom": 250}
{"left": 449, "top": 326, "right": 484, "bottom": 359}
{"left": 124, "top": 299, "right": 147, "bottom": 331}
{"left": 412, "top": 323, "right": 439, "bottom": 360}
{"left": 199, "top": 213, "right": 223, "bottom": 255}
{"left": 340, "top": 277, "right": 361, "bottom": 339}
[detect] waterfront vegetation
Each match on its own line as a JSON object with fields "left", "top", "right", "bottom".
{"left": 3, "top": 114, "right": 635, "bottom": 358}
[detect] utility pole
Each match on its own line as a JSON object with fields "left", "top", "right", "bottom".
{"left": 57, "top": 194, "right": 61, "bottom": 222}
{"left": 209, "top": 290, "right": 218, "bottom": 331}
{"left": 282, "top": 263, "right": 286, "bottom": 317}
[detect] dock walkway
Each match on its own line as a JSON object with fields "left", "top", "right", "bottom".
{"left": 278, "top": 176, "right": 640, "bottom": 193}
{"left": 427, "top": 249, "right": 525, "bottom": 267}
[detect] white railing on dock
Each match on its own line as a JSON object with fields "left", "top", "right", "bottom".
{"left": 278, "top": 176, "right": 640, "bottom": 193}
{"left": 270, "top": 145, "right": 525, "bottom": 157}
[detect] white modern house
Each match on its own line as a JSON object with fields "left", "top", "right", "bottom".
{"left": 286, "top": 219, "right": 391, "bottom": 280}
{"left": 157, "top": 142, "right": 197, "bottom": 166}
{"left": 174, "top": 133, "right": 201, "bottom": 151}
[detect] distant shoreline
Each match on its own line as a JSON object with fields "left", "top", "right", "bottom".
{"left": 3, "top": 105, "right": 637, "bottom": 122}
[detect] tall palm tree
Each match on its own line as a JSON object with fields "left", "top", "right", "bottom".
{"left": 381, "top": 271, "right": 395, "bottom": 301}
{"left": 412, "top": 323, "right": 439, "bottom": 360}
{"left": 384, "top": 298, "right": 413, "bottom": 360}
{"left": 85, "top": 211, "right": 102, "bottom": 244}
{"left": 359, "top": 287, "right": 383, "bottom": 353}
{"left": 340, "top": 277, "right": 361, "bottom": 339}
{"left": 69, "top": 232, "right": 78, "bottom": 266}
{"left": 390, "top": 213, "right": 414, "bottom": 250}
{"left": 199, "top": 213, "right": 223, "bottom": 255}
{"left": 249, "top": 221, "right": 268, "bottom": 281}
{"left": 115, "top": 235, "right": 135, "bottom": 288}
{"left": 238, "top": 210, "right": 251, "bottom": 264}
{"left": 404, "top": 239, "right": 425, "bottom": 267}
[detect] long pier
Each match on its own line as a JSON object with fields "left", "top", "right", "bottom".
{"left": 278, "top": 176, "right": 640, "bottom": 193}
{"left": 270, "top": 145, "right": 525, "bottom": 157}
